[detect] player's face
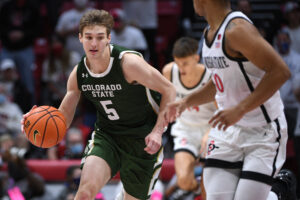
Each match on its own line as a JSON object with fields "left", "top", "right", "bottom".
{"left": 79, "top": 25, "right": 111, "bottom": 58}
{"left": 174, "top": 54, "right": 199, "bottom": 76}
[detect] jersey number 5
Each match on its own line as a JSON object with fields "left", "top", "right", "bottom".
{"left": 100, "top": 100, "right": 120, "bottom": 120}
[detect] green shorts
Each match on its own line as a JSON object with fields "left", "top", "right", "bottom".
{"left": 81, "top": 131, "right": 163, "bottom": 199}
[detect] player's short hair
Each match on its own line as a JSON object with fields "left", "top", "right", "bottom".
{"left": 79, "top": 9, "right": 114, "bottom": 36}
{"left": 172, "top": 37, "right": 199, "bottom": 58}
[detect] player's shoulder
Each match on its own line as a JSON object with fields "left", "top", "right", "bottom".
{"left": 225, "top": 17, "right": 260, "bottom": 49}
{"left": 162, "top": 62, "right": 175, "bottom": 79}
{"left": 121, "top": 52, "right": 143, "bottom": 65}
{"left": 225, "top": 18, "right": 256, "bottom": 38}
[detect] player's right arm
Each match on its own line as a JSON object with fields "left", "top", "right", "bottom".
{"left": 162, "top": 62, "right": 174, "bottom": 81}
{"left": 59, "top": 66, "right": 81, "bottom": 128}
{"left": 166, "top": 77, "right": 216, "bottom": 123}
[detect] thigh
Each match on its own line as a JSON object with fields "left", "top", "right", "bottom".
{"left": 242, "top": 114, "right": 288, "bottom": 185}
{"left": 204, "top": 167, "right": 240, "bottom": 200}
{"left": 81, "top": 132, "right": 121, "bottom": 177}
{"left": 119, "top": 139, "right": 164, "bottom": 200}
{"left": 172, "top": 122, "right": 207, "bottom": 157}
{"left": 174, "top": 151, "right": 196, "bottom": 178}
{"left": 79, "top": 155, "right": 111, "bottom": 195}
{"left": 234, "top": 179, "right": 271, "bottom": 200}
{"left": 205, "top": 126, "right": 244, "bottom": 168}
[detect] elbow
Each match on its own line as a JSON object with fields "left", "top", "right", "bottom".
{"left": 285, "top": 68, "right": 291, "bottom": 80}
{"left": 281, "top": 67, "right": 291, "bottom": 83}
{"left": 276, "top": 66, "right": 291, "bottom": 84}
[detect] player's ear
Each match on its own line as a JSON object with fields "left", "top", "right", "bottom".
{"left": 79, "top": 33, "right": 83, "bottom": 43}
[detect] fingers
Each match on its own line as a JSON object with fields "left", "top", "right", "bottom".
{"left": 144, "top": 139, "right": 161, "bottom": 155}
{"left": 164, "top": 102, "right": 184, "bottom": 123}
{"left": 209, "top": 112, "right": 229, "bottom": 131}
{"left": 21, "top": 105, "right": 37, "bottom": 134}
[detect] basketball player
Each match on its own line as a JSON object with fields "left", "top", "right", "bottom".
{"left": 165, "top": 0, "right": 294, "bottom": 200}
{"left": 162, "top": 37, "right": 216, "bottom": 198}
{"left": 22, "top": 9, "right": 176, "bottom": 200}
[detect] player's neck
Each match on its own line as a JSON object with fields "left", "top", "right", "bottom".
{"left": 206, "top": 7, "right": 231, "bottom": 31}
{"left": 86, "top": 47, "right": 111, "bottom": 74}
{"left": 180, "top": 64, "right": 205, "bottom": 87}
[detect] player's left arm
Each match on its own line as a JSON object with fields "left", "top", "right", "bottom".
{"left": 210, "top": 19, "right": 290, "bottom": 130}
{"left": 227, "top": 19, "right": 290, "bottom": 113}
{"left": 122, "top": 53, "right": 176, "bottom": 154}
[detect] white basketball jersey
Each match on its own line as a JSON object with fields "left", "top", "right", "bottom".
{"left": 171, "top": 63, "right": 216, "bottom": 125}
{"left": 202, "top": 11, "right": 284, "bottom": 127}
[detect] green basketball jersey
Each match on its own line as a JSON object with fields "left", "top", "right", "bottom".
{"left": 77, "top": 44, "right": 161, "bottom": 138}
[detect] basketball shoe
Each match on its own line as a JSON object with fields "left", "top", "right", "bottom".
{"left": 271, "top": 169, "right": 297, "bottom": 200}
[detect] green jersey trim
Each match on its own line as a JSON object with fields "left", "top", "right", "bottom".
{"left": 119, "top": 50, "right": 143, "bottom": 59}
{"left": 146, "top": 88, "right": 160, "bottom": 114}
{"left": 83, "top": 57, "right": 115, "bottom": 78}
{"left": 147, "top": 148, "right": 163, "bottom": 196}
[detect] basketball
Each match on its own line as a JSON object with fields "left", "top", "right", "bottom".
{"left": 23, "top": 106, "right": 67, "bottom": 148}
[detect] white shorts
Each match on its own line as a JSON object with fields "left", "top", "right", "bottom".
{"left": 205, "top": 112, "right": 287, "bottom": 185}
{"left": 171, "top": 120, "right": 211, "bottom": 158}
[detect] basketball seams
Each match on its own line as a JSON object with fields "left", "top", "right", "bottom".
{"left": 25, "top": 106, "right": 66, "bottom": 148}
{"left": 52, "top": 114, "right": 67, "bottom": 144}
{"left": 52, "top": 114, "right": 67, "bottom": 127}
{"left": 27, "top": 112, "right": 50, "bottom": 140}
{"left": 40, "top": 110, "right": 64, "bottom": 148}
{"left": 26, "top": 106, "right": 52, "bottom": 118}
{"left": 40, "top": 116, "right": 54, "bottom": 148}
{"left": 26, "top": 110, "right": 60, "bottom": 139}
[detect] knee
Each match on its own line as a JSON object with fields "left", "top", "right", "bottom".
{"left": 177, "top": 175, "right": 196, "bottom": 191}
{"left": 75, "top": 186, "right": 97, "bottom": 200}
{"left": 75, "top": 190, "right": 92, "bottom": 200}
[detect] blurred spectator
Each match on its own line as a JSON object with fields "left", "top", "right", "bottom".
{"left": 41, "top": 36, "right": 80, "bottom": 108}
{"left": 0, "top": 86, "right": 23, "bottom": 137}
{"left": 179, "top": 0, "right": 195, "bottom": 37}
{"left": 237, "top": 0, "right": 252, "bottom": 18}
{"left": 282, "top": 1, "right": 300, "bottom": 54}
{"left": 55, "top": 0, "right": 92, "bottom": 56}
{"left": 274, "top": 29, "right": 300, "bottom": 196}
{"left": 275, "top": 29, "right": 300, "bottom": 138}
{"left": 236, "top": 0, "right": 275, "bottom": 42}
{"left": 64, "top": 127, "right": 84, "bottom": 159}
{"left": 0, "top": 0, "right": 40, "bottom": 108}
{"left": 110, "top": 8, "right": 148, "bottom": 57}
{"left": 43, "top": 0, "right": 64, "bottom": 35}
{"left": 0, "top": 58, "right": 33, "bottom": 113}
{"left": 47, "top": 127, "right": 84, "bottom": 160}
{"left": 0, "top": 134, "right": 14, "bottom": 155}
{"left": 0, "top": 58, "right": 18, "bottom": 100}
{"left": 0, "top": 134, "right": 45, "bottom": 199}
{"left": 58, "top": 165, "right": 81, "bottom": 200}
{"left": 123, "top": 0, "right": 158, "bottom": 66}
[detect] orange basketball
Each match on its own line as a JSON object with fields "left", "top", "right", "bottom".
{"left": 23, "top": 106, "right": 67, "bottom": 148}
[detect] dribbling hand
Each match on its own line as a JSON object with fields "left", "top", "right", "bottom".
{"left": 21, "top": 105, "right": 37, "bottom": 133}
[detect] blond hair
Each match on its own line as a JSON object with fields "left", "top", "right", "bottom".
{"left": 79, "top": 9, "right": 114, "bottom": 36}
